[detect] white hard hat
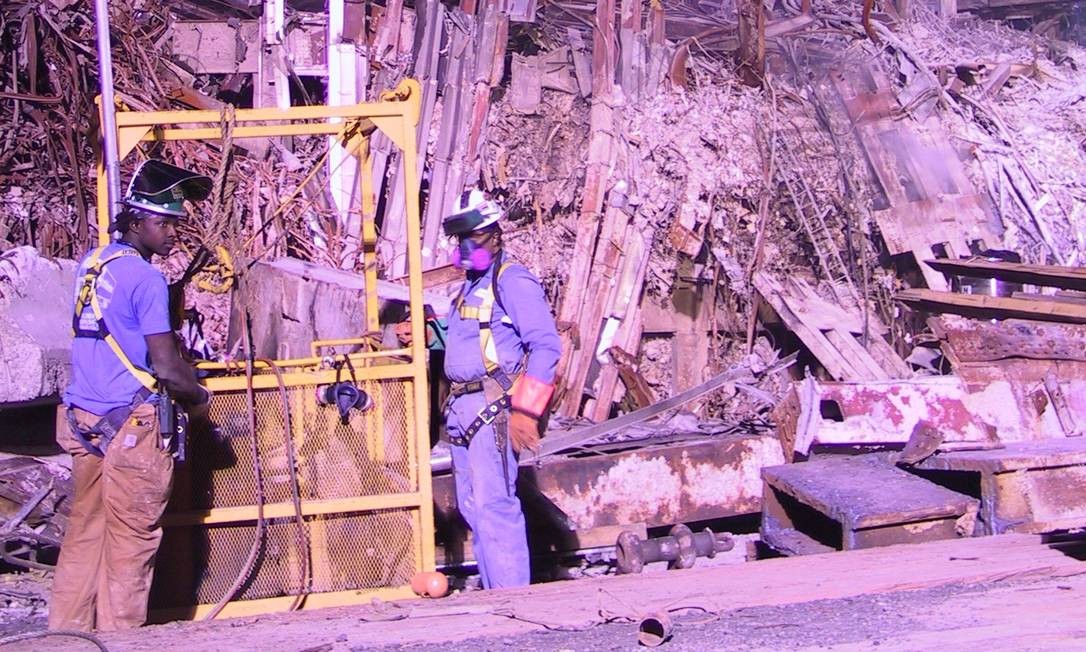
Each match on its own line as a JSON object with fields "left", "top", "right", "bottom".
{"left": 443, "top": 188, "right": 503, "bottom": 236}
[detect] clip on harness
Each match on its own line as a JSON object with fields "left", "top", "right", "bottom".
{"left": 446, "top": 256, "right": 519, "bottom": 449}
{"left": 67, "top": 245, "right": 158, "bottom": 457}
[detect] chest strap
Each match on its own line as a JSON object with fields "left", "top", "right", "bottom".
{"left": 453, "top": 261, "right": 514, "bottom": 381}
{"left": 71, "top": 245, "right": 157, "bottom": 392}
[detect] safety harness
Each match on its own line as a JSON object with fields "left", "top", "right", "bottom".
{"left": 446, "top": 256, "right": 520, "bottom": 449}
{"left": 67, "top": 245, "right": 158, "bottom": 457}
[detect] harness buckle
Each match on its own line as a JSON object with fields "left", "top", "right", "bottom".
{"left": 477, "top": 403, "right": 501, "bottom": 425}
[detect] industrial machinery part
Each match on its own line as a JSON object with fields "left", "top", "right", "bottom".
{"left": 615, "top": 525, "right": 734, "bottom": 574}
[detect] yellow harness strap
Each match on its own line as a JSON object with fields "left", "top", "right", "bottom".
{"left": 455, "top": 262, "right": 513, "bottom": 375}
{"left": 72, "top": 245, "right": 158, "bottom": 391}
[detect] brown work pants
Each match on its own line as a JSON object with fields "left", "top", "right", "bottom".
{"left": 48, "top": 402, "right": 174, "bottom": 632}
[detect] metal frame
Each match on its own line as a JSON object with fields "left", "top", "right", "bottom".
{"left": 96, "top": 80, "right": 434, "bottom": 618}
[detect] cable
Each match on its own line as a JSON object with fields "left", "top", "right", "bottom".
{"left": 202, "top": 308, "right": 267, "bottom": 621}
{"left": 0, "top": 630, "right": 109, "bottom": 650}
{"left": 262, "top": 359, "right": 312, "bottom": 611}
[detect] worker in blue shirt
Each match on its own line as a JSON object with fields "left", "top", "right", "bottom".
{"left": 50, "top": 160, "right": 213, "bottom": 632}
{"left": 442, "top": 188, "right": 562, "bottom": 589}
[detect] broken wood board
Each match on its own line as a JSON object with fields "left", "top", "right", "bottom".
{"left": 829, "top": 63, "right": 1001, "bottom": 290}
{"left": 754, "top": 272, "right": 909, "bottom": 381}
{"left": 762, "top": 454, "right": 979, "bottom": 554}
{"left": 554, "top": 0, "right": 619, "bottom": 417}
{"left": 925, "top": 258, "right": 1086, "bottom": 292}
{"left": 896, "top": 288, "right": 1086, "bottom": 324}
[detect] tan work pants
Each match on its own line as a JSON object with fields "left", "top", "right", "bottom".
{"left": 48, "top": 402, "right": 174, "bottom": 632}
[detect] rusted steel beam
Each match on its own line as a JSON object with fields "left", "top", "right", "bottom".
{"left": 925, "top": 259, "right": 1086, "bottom": 293}
{"left": 897, "top": 288, "right": 1086, "bottom": 324}
{"left": 618, "top": 0, "right": 643, "bottom": 102}
{"left": 761, "top": 454, "right": 979, "bottom": 556}
{"left": 915, "top": 439, "right": 1086, "bottom": 535}
{"left": 464, "top": 0, "right": 507, "bottom": 171}
{"left": 773, "top": 376, "right": 999, "bottom": 460}
{"left": 433, "top": 433, "right": 783, "bottom": 545}
{"left": 735, "top": 0, "right": 765, "bottom": 86}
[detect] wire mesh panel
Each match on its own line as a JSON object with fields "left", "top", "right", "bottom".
{"left": 150, "top": 369, "right": 427, "bottom": 617}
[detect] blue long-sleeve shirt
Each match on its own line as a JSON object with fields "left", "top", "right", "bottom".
{"left": 443, "top": 261, "right": 560, "bottom": 386}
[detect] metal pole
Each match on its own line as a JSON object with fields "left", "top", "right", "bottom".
{"left": 94, "top": 0, "right": 122, "bottom": 225}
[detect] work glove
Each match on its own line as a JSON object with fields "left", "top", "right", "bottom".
{"left": 509, "top": 410, "right": 541, "bottom": 454}
{"left": 508, "top": 375, "right": 555, "bottom": 454}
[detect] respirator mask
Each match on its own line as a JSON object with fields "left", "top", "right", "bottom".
{"left": 451, "top": 234, "right": 495, "bottom": 271}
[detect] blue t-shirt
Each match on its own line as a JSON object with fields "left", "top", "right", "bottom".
{"left": 63, "top": 242, "right": 171, "bottom": 415}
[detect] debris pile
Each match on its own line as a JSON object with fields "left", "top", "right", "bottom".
{"left": 0, "top": 0, "right": 1084, "bottom": 433}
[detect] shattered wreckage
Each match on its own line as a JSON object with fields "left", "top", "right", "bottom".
{"left": 0, "top": 0, "right": 1085, "bottom": 628}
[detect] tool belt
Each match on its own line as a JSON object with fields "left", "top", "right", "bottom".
{"left": 67, "top": 388, "right": 188, "bottom": 461}
{"left": 66, "top": 387, "right": 154, "bottom": 457}
{"left": 446, "top": 371, "right": 516, "bottom": 448}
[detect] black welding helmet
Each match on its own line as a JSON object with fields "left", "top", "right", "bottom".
{"left": 123, "top": 159, "right": 212, "bottom": 218}
{"left": 442, "top": 188, "right": 503, "bottom": 237}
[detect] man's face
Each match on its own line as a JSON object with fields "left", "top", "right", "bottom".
{"left": 131, "top": 214, "right": 180, "bottom": 257}
{"left": 458, "top": 228, "right": 500, "bottom": 254}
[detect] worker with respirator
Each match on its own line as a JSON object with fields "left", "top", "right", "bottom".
{"left": 440, "top": 188, "right": 562, "bottom": 588}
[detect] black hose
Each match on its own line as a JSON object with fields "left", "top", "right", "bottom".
{"left": 0, "top": 630, "right": 109, "bottom": 650}
{"left": 203, "top": 311, "right": 266, "bottom": 620}
{"left": 262, "top": 359, "right": 311, "bottom": 611}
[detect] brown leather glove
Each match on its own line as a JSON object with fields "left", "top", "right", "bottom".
{"left": 508, "top": 410, "right": 541, "bottom": 454}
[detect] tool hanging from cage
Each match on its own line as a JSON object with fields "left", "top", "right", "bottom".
{"left": 315, "top": 382, "right": 374, "bottom": 422}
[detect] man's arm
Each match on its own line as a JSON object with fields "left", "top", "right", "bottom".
{"left": 130, "top": 270, "right": 209, "bottom": 410}
{"left": 146, "top": 333, "right": 208, "bottom": 408}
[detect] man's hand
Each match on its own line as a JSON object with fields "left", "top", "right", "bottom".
{"left": 187, "top": 388, "right": 211, "bottom": 423}
{"left": 509, "top": 410, "right": 541, "bottom": 454}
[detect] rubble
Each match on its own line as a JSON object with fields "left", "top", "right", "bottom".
{"left": 0, "top": 248, "right": 77, "bottom": 404}
{"left": 0, "top": 0, "right": 1085, "bottom": 625}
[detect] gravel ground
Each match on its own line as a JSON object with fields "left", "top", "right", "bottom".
{"left": 366, "top": 580, "right": 1002, "bottom": 652}
{"left": 0, "top": 571, "right": 49, "bottom": 639}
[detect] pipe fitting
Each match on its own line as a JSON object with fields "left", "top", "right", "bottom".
{"left": 616, "top": 525, "right": 734, "bottom": 574}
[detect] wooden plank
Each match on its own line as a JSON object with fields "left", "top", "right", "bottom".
{"left": 554, "top": 0, "right": 618, "bottom": 417}
{"left": 823, "top": 329, "right": 893, "bottom": 380}
{"left": 896, "top": 288, "right": 1086, "bottom": 324}
{"left": 925, "top": 259, "right": 1086, "bottom": 292}
{"left": 754, "top": 273, "right": 871, "bottom": 380}
{"left": 618, "top": 0, "right": 643, "bottom": 104}
{"left": 567, "top": 28, "right": 592, "bottom": 97}
{"left": 72, "top": 535, "right": 1086, "bottom": 649}
{"left": 380, "top": 0, "right": 443, "bottom": 277}
{"left": 643, "top": 2, "right": 666, "bottom": 96}
{"left": 589, "top": 230, "right": 651, "bottom": 420}
{"left": 419, "top": 14, "right": 475, "bottom": 269}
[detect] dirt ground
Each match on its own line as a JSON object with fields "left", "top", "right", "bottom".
{"left": 377, "top": 575, "right": 1086, "bottom": 652}
{"left": 2, "top": 533, "right": 1083, "bottom": 652}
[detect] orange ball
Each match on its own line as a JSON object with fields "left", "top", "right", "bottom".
{"left": 424, "top": 572, "right": 448, "bottom": 598}
{"left": 410, "top": 571, "right": 429, "bottom": 596}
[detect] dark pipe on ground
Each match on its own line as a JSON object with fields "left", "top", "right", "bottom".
{"left": 616, "top": 524, "right": 735, "bottom": 574}
{"left": 637, "top": 611, "right": 673, "bottom": 647}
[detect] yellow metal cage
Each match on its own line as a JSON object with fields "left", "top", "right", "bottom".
{"left": 95, "top": 82, "right": 434, "bottom": 619}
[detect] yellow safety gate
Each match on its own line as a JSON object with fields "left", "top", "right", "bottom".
{"left": 94, "top": 82, "right": 434, "bottom": 619}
